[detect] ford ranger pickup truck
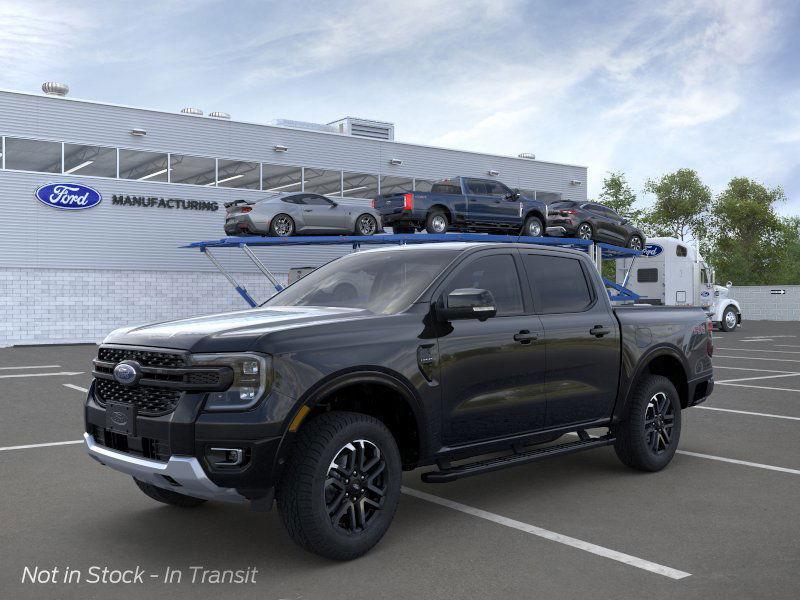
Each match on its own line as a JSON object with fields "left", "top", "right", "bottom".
{"left": 372, "top": 177, "right": 550, "bottom": 236}
{"left": 84, "top": 242, "right": 714, "bottom": 560}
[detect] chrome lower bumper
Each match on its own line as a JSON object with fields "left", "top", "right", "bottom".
{"left": 84, "top": 433, "right": 245, "bottom": 503}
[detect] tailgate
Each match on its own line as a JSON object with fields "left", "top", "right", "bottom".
{"left": 372, "top": 192, "right": 426, "bottom": 212}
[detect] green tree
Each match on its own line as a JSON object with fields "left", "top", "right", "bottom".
{"left": 642, "top": 169, "right": 711, "bottom": 241}
{"left": 598, "top": 171, "right": 644, "bottom": 227}
{"left": 706, "top": 177, "right": 790, "bottom": 285}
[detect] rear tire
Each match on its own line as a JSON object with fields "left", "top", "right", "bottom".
{"left": 133, "top": 478, "right": 207, "bottom": 507}
{"left": 276, "top": 412, "right": 402, "bottom": 560}
{"left": 627, "top": 235, "right": 644, "bottom": 251}
{"left": 613, "top": 375, "right": 681, "bottom": 472}
{"left": 720, "top": 307, "right": 738, "bottom": 332}
{"left": 576, "top": 222, "right": 593, "bottom": 240}
{"left": 521, "top": 215, "right": 544, "bottom": 237}
{"left": 269, "top": 214, "right": 295, "bottom": 237}
{"left": 354, "top": 213, "right": 378, "bottom": 236}
{"left": 425, "top": 209, "right": 449, "bottom": 234}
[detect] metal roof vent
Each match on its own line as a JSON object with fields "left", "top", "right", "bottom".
{"left": 209, "top": 111, "right": 230, "bottom": 119}
{"left": 518, "top": 152, "right": 536, "bottom": 160}
{"left": 42, "top": 82, "right": 69, "bottom": 96}
{"left": 328, "top": 117, "right": 395, "bottom": 141}
{"left": 180, "top": 107, "right": 204, "bottom": 116}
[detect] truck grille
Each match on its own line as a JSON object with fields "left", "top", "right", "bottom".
{"left": 95, "top": 379, "right": 181, "bottom": 416}
{"left": 98, "top": 347, "right": 187, "bottom": 368}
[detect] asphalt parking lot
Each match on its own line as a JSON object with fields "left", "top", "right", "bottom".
{"left": 2, "top": 321, "right": 799, "bottom": 600}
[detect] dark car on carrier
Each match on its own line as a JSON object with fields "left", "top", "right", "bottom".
{"left": 373, "top": 176, "right": 549, "bottom": 237}
{"left": 547, "top": 200, "right": 646, "bottom": 249}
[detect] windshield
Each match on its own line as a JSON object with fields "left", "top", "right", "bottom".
{"left": 264, "top": 247, "right": 461, "bottom": 314}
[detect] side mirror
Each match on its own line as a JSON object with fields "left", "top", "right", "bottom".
{"left": 329, "top": 201, "right": 338, "bottom": 208}
{"left": 505, "top": 190, "right": 520, "bottom": 201}
{"left": 438, "top": 288, "right": 497, "bottom": 321}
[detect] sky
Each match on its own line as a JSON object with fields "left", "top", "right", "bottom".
{"left": 1, "top": 0, "right": 799, "bottom": 213}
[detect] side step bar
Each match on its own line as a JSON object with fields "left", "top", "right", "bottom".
{"left": 421, "top": 434, "right": 615, "bottom": 483}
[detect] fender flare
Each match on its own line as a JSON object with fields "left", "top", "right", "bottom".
{"left": 714, "top": 300, "right": 741, "bottom": 323}
{"left": 273, "top": 367, "right": 430, "bottom": 473}
{"left": 612, "top": 344, "right": 690, "bottom": 421}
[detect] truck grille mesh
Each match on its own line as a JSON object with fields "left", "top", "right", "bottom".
{"left": 98, "top": 347, "right": 187, "bottom": 368}
{"left": 95, "top": 379, "right": 181, "bottom": 416}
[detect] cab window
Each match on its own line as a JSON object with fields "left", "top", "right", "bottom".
{"left": 676, "top": 245, "right": 688, "bottom": 257}
{"left": 465, "top": 179, "right": 490, "bottom": 195}
{"left": 523, "top": 254, "right": 594, "bottom": 313}
{"left": 442, "top": 254, "right": 524, "bottom": 316}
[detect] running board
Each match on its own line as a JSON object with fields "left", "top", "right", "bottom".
{"left": 421, "top": 435, "right": 615, "bottom": 483}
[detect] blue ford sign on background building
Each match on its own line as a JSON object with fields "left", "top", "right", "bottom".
{"left": 35, "top": 183, "right": 102, "bottom": 210}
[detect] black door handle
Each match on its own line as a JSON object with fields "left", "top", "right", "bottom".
{"left": 590, "top": 325, "right": 611, "bottom": 338}
{"left": 514, "top": 330, "right": 538, "bottom": 344}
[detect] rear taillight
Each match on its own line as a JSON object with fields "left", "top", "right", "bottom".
{"left": 371, "top": 199, "right": 377, "bottom": 209}
{"left": 706, "top": 321, "right": 714, "bottom": 356}
{"left": 561, "top": 209, "right": 577, "bottom": 215}
{"left": 403, "top": 193, "right": 414, "bottom": 211}
{"left": 241, "top": 207, "right": 252, "bottom": 213}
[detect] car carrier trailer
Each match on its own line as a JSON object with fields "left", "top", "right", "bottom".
{"left": 182, "top": 233, "right": 643, "bottom": 306}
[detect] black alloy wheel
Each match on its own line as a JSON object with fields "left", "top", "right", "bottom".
{"left": 628, "top": 235, "right": 644, "bottom": 251}
{"left": 325, "top": 440, "right": 387, "bottom": 533}
{"left": 643, "top": 391, "right": 675, "bottom": 455}
{"left": 270, "top": 214, "right": 295, "bottom": 237}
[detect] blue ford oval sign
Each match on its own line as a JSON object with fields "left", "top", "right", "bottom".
{"left": 642, "top": 244, "right": 663, "bottom": 257}
{"left": 35, "top": 183, "right": 102, "bottom": 210}
{"left": 113, "top": 362, "right": 140, "bottom": 386}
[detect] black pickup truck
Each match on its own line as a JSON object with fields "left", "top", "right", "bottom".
{"left": 84, "top": 242, "right": 714, "bottom": 560}
{"left": 373, "top": 176, "right": 549, "bottom": 236}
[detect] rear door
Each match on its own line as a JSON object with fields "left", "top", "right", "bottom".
{"left": 520, "top": 251, "right": 620, "bottom": 427}
{"left": 436, "top": 250, "right": 546, "bottom": 445}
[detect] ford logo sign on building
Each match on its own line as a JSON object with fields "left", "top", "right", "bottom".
{"left": 641, "top": 244, "right": 664, "bottom": 257}
{"left": 35, "top": 183, "right": 102, "bottom": 210}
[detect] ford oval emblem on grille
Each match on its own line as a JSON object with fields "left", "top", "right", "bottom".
{"left": 110, "top": 411, "right": 128, "bottom": 426}
{"left": 113, "top": 361, "right": 141, "bottom": 386}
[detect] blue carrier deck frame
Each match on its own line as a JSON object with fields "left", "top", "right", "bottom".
{"left": 183, "top": 234, "right": 641, "bottom": 307}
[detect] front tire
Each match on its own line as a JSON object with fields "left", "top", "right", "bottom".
{"left": 276, "top": 412, "right": 402, "bottom": 560}
{"left": 269, "top": 214, "right": 295, "bottom": 237}
{"left": 354, "top": 213, "right": 378, "bottom": 236}
{"left": 613, "top": 375, "right": 681, "bottom": 472}
{"left": 576, "top": 222, "right": 593, "bottom": 240}
{"left": 133, "top": 478, "right": 207, "bottom": 507}
{"left": 720, "top": 307, "right": 738, "bottom": 332}
{"left": 521, "top": 215, "right": 544, "bottom": 237}
{"left": 628, "top": 235, "right": 644, "bottom": 251}
{"left": 425, "top": 209, "right": 449, "bottom": 234}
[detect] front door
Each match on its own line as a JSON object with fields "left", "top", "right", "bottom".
{"left": 303, "top": 195, "right": 350, "bottom": 232}
{"left": 520, "top": 251, "right": 620, "bottom": 427}
{"left": 436, "top": 251, "right": 546, "bottom": 446}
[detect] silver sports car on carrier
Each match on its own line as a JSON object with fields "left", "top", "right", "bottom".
{"left": 224, "top": 192, "right": 383, "bottom": 237}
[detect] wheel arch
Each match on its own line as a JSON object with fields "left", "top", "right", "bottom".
{"left": 616, "top": 346, "right": 690, "bottom": 417}
{"left": 284, "top": 369, "right": 428, "bottom": 469}
{"left": 428, "top": 203, "right": 453, "bottom": 223}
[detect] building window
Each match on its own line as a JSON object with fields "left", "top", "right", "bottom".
{"left": 414, "top": 178, "right": 436, "bottom": 192}
{"left": 341, "top": 172, "right": 378, "bottom": 199}
{"left": 217, "top": 159, "right": 260, "bottom": 189}
{"left": 304, "top": 168, "right": 342, "bottom": 196}
{"left": 63, "top": 144, "right": 117, "bottom": 177}
{"left": 262, "top": 163, "right": 302, "bottom": 193}
{"left": 170, "top": 154, "right": 216, "bottom": 186}
{"left": 4, "top": 138, "right": 61, "bottom": 173}
{"left": 379, "top": 175, "right": 413, "bottom": 195}
{"left": 119, "top": 149, "right": 169, "bottom": 182}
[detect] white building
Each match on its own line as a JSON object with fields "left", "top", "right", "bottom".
{"left": 0, "top": 85, "right": 588, "bottom": 346}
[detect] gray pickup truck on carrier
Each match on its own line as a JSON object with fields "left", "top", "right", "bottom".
{"left": 85, "top": 241, "right": 714, "bottom": 559}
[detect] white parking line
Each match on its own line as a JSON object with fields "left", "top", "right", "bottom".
{"left": 715, "top": 382, "right": 800, "bottom": 393}
{"left": 64, "top": 384, "right": 89, "bottom": 393}
{"left": 716, "top": 348, "right": 800, "bottom": 354}
{"left": 0, "top": 371, "right": 84, "bottom": 379}
{"left": 696, "top": 406, "right": 800, "bottom": 421}
{"left": 0, "top": 440, "right": 83, "bottom": 452}
{"left": 0, "top": 364, "right": 61, "bottom": 370}
{"left": 714, "top": 366, "right": 798, "bottom": 374}
{"left": 401, "top": 486, "right": 691, "bottom": 580}
{"left": 714, "top": 355, "right": 800, "bottom": 364}
{"left": 716, "top": 373, "right": 800, "bottom": 384}
{"left": 677, "top": 451, "right": 800, "bottom": 475}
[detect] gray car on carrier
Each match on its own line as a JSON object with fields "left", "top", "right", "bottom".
{"left": 225, "top": 192, "right": 383, "bottom": 237}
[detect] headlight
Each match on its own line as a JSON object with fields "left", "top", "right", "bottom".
{"left": 189, "top": 352, "right": 272, "bottom": 411}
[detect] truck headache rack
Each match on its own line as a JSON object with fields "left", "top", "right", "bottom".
{"left": 183, "top": 234, "right": 641, "bottom": 307}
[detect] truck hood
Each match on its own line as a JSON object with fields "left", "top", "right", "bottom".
{"left": 103, "top": 305, "right": 369, "bottom": 352}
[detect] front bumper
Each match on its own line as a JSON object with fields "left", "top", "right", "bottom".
{"left": 84, "top": 433, "right": 246, "bottom": 503}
